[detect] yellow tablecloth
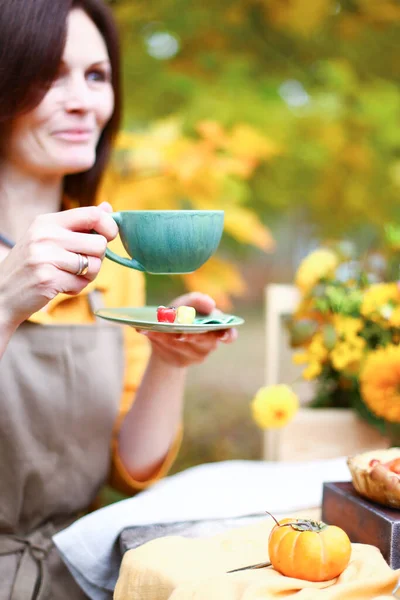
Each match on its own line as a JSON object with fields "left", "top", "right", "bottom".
{"left": 114, "top": 512, "right": 400, "bottom": 600}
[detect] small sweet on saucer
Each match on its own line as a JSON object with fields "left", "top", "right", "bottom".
{"left": 156, "top": 306, "right": 177, "bottom": 323}
{"left": 176, "top": 306, "right": 196, "bottom": 324}
{"left": 156, "top": 305, "right": 196, "bottom": 325}
{"left": 347, "top": 448, "right": 400, "bottom": 509}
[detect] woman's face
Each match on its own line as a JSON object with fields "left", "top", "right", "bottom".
{"left": 8, "top": 8, "right": 115, "bottom": 178}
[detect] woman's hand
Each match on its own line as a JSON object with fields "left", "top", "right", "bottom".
{"left": 139, "top": 292, "right": 238, "bottom": 368}
{"left": 0, "top": 202, "right": 118, "bottom": 330}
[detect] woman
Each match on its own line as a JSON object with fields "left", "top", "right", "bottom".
{"left": 0, "top": 1, "right": 237, "bottom": 598}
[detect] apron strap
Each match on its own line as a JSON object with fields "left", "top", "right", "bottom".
{"left": 89, "top": 289, "right": 120, "bottom": 327}
{"left": 0, "top": 524, "right": 55, "bottom": 600}
{"left": 88, "top": 289, "right": 105, "bottom": 323}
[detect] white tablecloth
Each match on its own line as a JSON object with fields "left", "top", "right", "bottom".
{"left": 53, "top": 458, "right": 350, "bottom": 600}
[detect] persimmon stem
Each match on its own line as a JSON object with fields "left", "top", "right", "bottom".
{"left": 264, "top": 510, "right": 280, "bottom": 527}
{"left": 264, "top": 512, "right": 327, "bottom": 532}
{"left": 281, "top": 520, "right": 327, "bottom": 532}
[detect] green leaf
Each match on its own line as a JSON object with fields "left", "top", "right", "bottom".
{"left": 287, "top": 318, "right": 319, "bottom": 346}
{"left": 322, "top": 323, "right": 337, "bottom": 350}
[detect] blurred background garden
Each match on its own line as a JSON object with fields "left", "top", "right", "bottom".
{"left": 103, "top": 0, "right": 400, "bottom": 482}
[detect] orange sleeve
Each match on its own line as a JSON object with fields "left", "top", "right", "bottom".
{"left": 109, "top": 425, "right": 183, "bottom": 495}
{"left": 104, "top": 247, "right": 182, "bottom": 494}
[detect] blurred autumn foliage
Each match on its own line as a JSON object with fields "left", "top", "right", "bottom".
{"left": 103, "top": 0, "right": 400, "bottom": 308}
{"left": 102, "top": 119, "right": 277, "bottom": 306}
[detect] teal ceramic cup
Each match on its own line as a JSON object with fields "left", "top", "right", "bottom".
{"left": 105, "top": 210, "right": 224, "bottom": 274}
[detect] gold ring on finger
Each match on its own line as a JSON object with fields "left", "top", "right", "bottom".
{"left": 75, "top": 253, "right": 89, "bottom": 276}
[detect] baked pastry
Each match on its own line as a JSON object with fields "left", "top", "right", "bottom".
{"left": 347, "top": 448, "right": 400, "bottom": 509}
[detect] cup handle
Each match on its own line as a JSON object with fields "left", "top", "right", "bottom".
{"left": 104, "top": 212, "right": 146, "bottom": 272}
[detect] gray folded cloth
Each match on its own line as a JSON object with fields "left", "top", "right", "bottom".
{"left": 119, "top": 514, "right": 267, "bottom": 554}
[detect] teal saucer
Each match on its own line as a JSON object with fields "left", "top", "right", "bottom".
{"left": 95, "top": 306, "right": 244, "bottom": 334}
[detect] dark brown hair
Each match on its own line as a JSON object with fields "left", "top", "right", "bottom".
{"left": 0, "top": 0, "right": 121, "bottom": 206}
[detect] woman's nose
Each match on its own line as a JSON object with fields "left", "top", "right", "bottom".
{"left": 63, "top": 73, "right": 93, "bottom": 112}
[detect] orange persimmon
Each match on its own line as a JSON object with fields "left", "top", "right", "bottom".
{"left": 268, "top": 517, "right": 352, "bottom": 582}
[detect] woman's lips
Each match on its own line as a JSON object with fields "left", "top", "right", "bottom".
{"left": 53, "top": 129, "right": 94, "bottom": 142}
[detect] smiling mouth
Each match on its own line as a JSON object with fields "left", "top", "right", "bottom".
{"left": 53, "top": 130, "right": 94, "bottom": 142}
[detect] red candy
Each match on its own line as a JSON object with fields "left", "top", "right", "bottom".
{"left": 157, "top": 306, "right": 176, "bottom": 323}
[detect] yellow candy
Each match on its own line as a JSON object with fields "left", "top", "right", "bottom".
{"left": 176, "top": 306, "right": 196, "bottom": 324}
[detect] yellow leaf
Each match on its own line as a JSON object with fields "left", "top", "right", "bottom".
{"left": 99, "top": 169, "right": 121, "bottom": 203}
{"left": 224, "top": 207, "right": 275, "bottom": 251}
{"left": 127, "top": 146, "right": 164, "bottom": 175}
{"left": 319, "top": 124, "right": 346, "bottom": 154}
{"left": 340, "top": 143, "right": 372, "bottom": 172}
{"left": 264, "top": 0, "right": 332, "bottom": 35}
{"left": 115, "top": 131, "right": 139, "bottom": 151}
{"left": 389, "top": 161, "right": 400, "bottom": 188}
{"left": 225, "top": 124, "right": 279, "bottom": 161}
{"left": 103, "top": 176, "right": 179, "bottom": 211}
{"left": 169, "top": 148, "right": 211, "bottom": 183}
{"left": 336, "top": 15, "right": 364, "bottom": 39}
{"left": 358, "top": 0, "right": 400, "bottom": 24}
{"left": 196, "top": 120, "right": 228, "bottom": 148}
{"left": 215, "top": 156, "right": 257, "bottom": 179}
{"left": 148, "top": 117, "right": 183, "bottom": 144}
{"left": 178, "top": 171, "right": 222, "bottom": 203}
{"left": 183, "top": 258, "right": 247, "bottom": 311}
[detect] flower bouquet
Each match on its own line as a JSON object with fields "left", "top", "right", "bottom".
{"left": 285, "top": 229, "right": 400, "bottom": 443}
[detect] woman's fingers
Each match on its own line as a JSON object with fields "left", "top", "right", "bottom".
{"left": 26, "top": 242, "right": 102, "bottom": 281}
{"left": 56, "top": 229, "right": 108, "bottom": 258}
{"left": 146, "top": 331, "right": 217, "bottom": 348}
{"left": 0, "top": 207, "right": 117, "bottom": 328}
{"left": 174, "top": 330, "right": 238, "bottom": 345}
{"left": 217, "top": 328, "right": 238, "bottom": 343}
{"left": 25, "top": 208, "right": 115, "bottom": 277}
{"left": 60, "top": 250, "right": 102, "bottom": 281}
{"left": 37, "top": 206, "right": 118, "bottom": 241}
{"left": 44, "top": 269, "right": 94, "bottom": 297}
{"left": 171, "top": 292, "right": 216, "bottom": 314}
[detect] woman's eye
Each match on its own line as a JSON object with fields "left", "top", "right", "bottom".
{"left": 87, "top": 69, "right": 110, "bottom": 83}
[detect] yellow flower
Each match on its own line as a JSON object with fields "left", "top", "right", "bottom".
{"left": 331, "top": 343, "right": 351, "bottom": 370}
{"left": 328, "top": 315, "right": 366, "bottom": 372}
{"left": 331, "top": 341, "right": 364, "bottom": 372}
{"left": 389, "top": 307, "right": 400, "bottom": 328}
{"left": 295, "top": 249, "right": 339, "bottom": 293}
{"left": 292, "top": 332, "right": 328, "bottom": 380}
{"left": 361, "top": 283, "right": 399, "bottom": 324}
{"left": 303, "top": 361, "right": 322, "bottom": 380}
{"left": 350, "top": 336, "right": 366, "bottom": 350}
{"left": 251, "top": 385, "right": 299, "bottom": 429}
{"left": 360, "top": 345, "right": 400, "bottom": 422}
{"left": 309, "top": 333, "right": 329, "bottom": 361}
{"left": 333, "top": 315, "right": 363, "bottom": 338}
{"left": 293, "top": 352, "right": 309, "bottom": 365}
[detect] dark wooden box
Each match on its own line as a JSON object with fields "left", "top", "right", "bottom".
{"left": 322, "top": 481, "right": 400, "bottom": 568}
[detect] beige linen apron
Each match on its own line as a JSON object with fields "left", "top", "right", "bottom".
{"left": 0, "top": 292, "right": 125, "bottom": 599}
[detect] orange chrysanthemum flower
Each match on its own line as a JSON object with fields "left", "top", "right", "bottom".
{"left": 360, "top": 345, "right": 400, "bottom": 422}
